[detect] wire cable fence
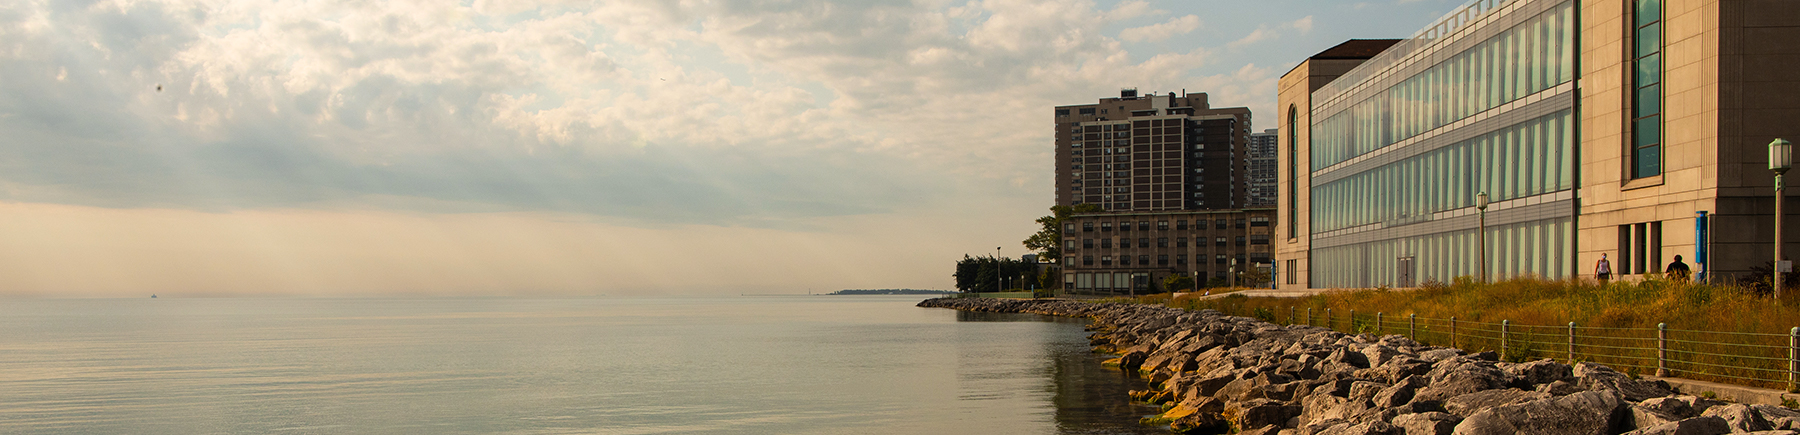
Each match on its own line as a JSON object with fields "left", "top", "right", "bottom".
{"left": 1267, "top": 305, "right": 1800, "bottom": 392}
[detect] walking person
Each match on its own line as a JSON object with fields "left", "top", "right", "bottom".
{"left": 1595, "top": 253, "right": 1613, "bottom": 285}
{"left": 1665, "top": 255, "right": 1692, "bottom": 282}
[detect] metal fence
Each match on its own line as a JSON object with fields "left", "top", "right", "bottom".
{"left": 1281, "top": 306, "right": 1800, "bottom": 392}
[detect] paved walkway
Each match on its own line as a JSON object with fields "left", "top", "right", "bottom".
{"left": 1178, "top": 288, "right": 1336, "bottom": 300}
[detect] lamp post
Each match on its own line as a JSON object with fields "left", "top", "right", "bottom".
{"left": 1771, "top": 139, "right": 1792, "bottom": 298}
{"left": 1477, "top": 192, "right": 1490, "bottom": 284}
{"left": 996, "top": 246, "right": 1003, "bottom": 293}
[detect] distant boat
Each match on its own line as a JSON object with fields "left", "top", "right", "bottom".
{"left": 151, "top": 294, "right": 157, "bottom": 298}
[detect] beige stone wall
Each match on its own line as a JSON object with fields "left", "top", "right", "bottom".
{"left": 1277, "top": 58, "right": 1368, "bottom": 289}
{"left": 1576, "top": 0, "right": 1720, "bottom": 280}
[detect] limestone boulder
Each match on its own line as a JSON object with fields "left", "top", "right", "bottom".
{"left": 1442, "top": 389, "right": 1550, "bottom": 417}
{"left": 1701, "top": 403, "right": 1775, "bottom": 432}
{"left": 1231, "top": 398, "right": 1304, "bottom": 432}
{"left": 1505, "top": 358, "right": 1575, "bottom": 386}
{"left": 1450, "top": 390, "right": 1626, "bottom": 435}
{"left": 1391, "top": 412, "right": 1460, "bottom": 435}
{"left": 1620, "top": 416, "right": 1731, "bottom": 435}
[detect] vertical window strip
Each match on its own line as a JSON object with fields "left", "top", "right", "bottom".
{"left": 1632, "top": 0, "right": 1664, "bottom": 178}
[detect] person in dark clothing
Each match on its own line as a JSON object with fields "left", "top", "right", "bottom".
{"left": 1665, "top": 255, "right": 1692, "bottom": 282}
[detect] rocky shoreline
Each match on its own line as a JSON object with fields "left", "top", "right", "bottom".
{"left": 918, "top": 297, "right": 1800, "bottom": 435}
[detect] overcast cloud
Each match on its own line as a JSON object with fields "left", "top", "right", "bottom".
{"left": 0, "top": 0, "right": 1455, "bottom": 296}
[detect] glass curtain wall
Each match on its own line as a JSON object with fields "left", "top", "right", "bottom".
{"left": 1312, "top": 110, "right": 1573, "bottom": 233}
{"left": 1312, "top": 217, "right": 1572, "bottom": 288}
{"left": 1311, "top": 2, "right": 1575, "bottom": 170}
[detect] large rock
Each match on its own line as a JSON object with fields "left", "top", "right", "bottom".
{"left": 1315, "top": 420, "right": 1403, "bottom": 435}
{"left": 1754, "top": 404, "right": 1800, "bottom": 429}
{"left": 1637, "top": 397, "right": 1699, "bottom": 419}
{"left": 1506, "top": 359, "right": 1575, "bottom": 386}
{"left": 1371, "top": 376, "right": 1423, "bottom": 408}
{"left": 1414, "top": 359, "right": 1512, "bottom": 403}
{"left": 1230, "top": 398, "right": 1304, "bottom": 432}
{"left": 1450, "top": 390, "right": 1626, "bottom": 435}
{"left": 1442, "top": 389, "right": 1550, "bottom": 417}
{"left": 1620, "top": 416, "right": 1732, "bottom": 435}
{"left": 1629, "top": 403, "right": 1686, "bottom": 430}
{"left": 1702, "top": 403, "right": 1775, "bottom": 432}
{"left": 1391, "top": 412, "right": 1460, "bottom": 435}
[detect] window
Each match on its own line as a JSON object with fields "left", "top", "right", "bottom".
{"left": 1101, "top": 256, "right": 1112, "bottom": 265}
{"left": 1139, "top": 238, "right": 1150, "bottom": 248}
{"left": 1056, "top": 109, "right": 1070, "bottom": 116}
{"left": 1176, "top": 220, "right": 1188, "bottom": 230}
{"left": 1066, "top": 239, "right": 1078, "bottom": 250}
{"left": 1139, "top": 255, "right": 1151, "bottom": 265}
{"left": 1101, "top": 222, "right": 1112, "bottom": 232}
{"left": 1083, "top": 222, "right": 1094, "bottom": 232}
{"left": 1157, "top": 237, "right": 1168, "bottom": 248}
{"left": 1064, "top": 223, "right": 1075, "bottom": 232}
{"left": 1286, "top": 259, "right": 1297, "bottom": 285}
{"left": 1157, "top": 255, "right": 1169, "bottom": 265}
{"left": 1120, "top": 222, "right": 1131, "bottom": 232}
{"left": 1120, "top": 256, "right": 1131, "bottom": 265}
{"left": 1083, "top": 256, "right": 1094, "bottom": 265}
{"left": 1176, "top": 238, "right": 1188, "bottom": 248}
{"left": 1176, "top": 254, "right": 1187, "bottom": 265}
{"left": 1288, "top": 106, "right": 1299, "bottom": 239}
{"left": 1079, "top": 108, "right": 1095, "bottom": 115}
{"left": 1631, "top": 0, "right": 1663, "bottom": 178}
{"left": 1215, "top": 255, "right": 1227, "bottom": 264}
{"left": 1215, "top": 219, "right": 1227, "bottom": 229}
{"left": 1158, "top": 221, "right": 1169, "bottom": 231}
{"left": 1251, "top": 235, "right": 1270, "bottom": 245}
{"left": 1100, "top": 239, "right": 1112, "bottom": 249}
{"left": 1064, "top": 256, "right": 1074, "bottom": 266}
{"left": 1138, "top": 221, "right": 1150, "bottom": 231}
{"left": 1235, "top": 219, "right": 1247, "bottom": 229}
{"left": 1251, "top": 217, "right": 1270, "bottom": 227}
{"left": 1215, "top": 237, "right": 1227, "bottom": 247}
{"left": 1235, "top": 236, "right": 1247, "bottom": 246}
{"left": 1083, "top": 239, "right": 1094, "bottom": 249}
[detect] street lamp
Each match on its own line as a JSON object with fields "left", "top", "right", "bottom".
{"left": 996, "top": 246, "right": 1003, "bottom": 293}
{"left": 1476, "top": 191, "right": 1490, "bottom": 284}
{"left": 1771, "top": 139, "right": 1792, "bottom": 298}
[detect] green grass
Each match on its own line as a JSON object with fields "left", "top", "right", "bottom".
{"left": 1116, "top": 276, "right": 1800, "bottom": 390}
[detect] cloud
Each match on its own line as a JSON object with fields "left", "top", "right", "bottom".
{"left": 1227, "top": 15, "right": 1315, "bottom": 49}
{"left": 1119, "top": 14, "right": 1201, "bottom": 43}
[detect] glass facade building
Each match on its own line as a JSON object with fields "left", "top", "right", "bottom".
{"left": 1296, "top": 0, "right": 1578, "bottom": 288}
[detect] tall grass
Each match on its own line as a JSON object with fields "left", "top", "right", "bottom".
{"left": 1122, "top": 277, "right": 1800, "bottom": 390}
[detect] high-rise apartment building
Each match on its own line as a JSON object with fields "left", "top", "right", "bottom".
{"left": 1278, "top": 0, "right": 1800, "bottom": 289}
{"left": 1248, "top": 129, "right": 1279, "bottom": 207}
{"left": 1054, "top": 90, "right": 1253, "bottom": 212}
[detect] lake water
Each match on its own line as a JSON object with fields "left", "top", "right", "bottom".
{"left": 0, "top": 296, "right": 1166, "bottom": 434}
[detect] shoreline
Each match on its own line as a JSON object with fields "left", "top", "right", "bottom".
{"left": 919, "top": 297, "right": 1800, "bottom": 435}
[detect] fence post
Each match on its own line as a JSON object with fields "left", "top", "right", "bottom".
{"left": 1307, "top": 308, "right": 1313, "bottom": 326}
{"left": 1349, "top": 309, "right": 1356, "bottom": 332}
{"left": 1501, "top": 320, "right": 1510, "bottom": 361}
{"left": 1327, "top": 308, "right": 1334, "bottom": 331}
{"left": 1451, "top": 316, "right": 1458, "bottom": 349}
{"left": 1568, "top": 322, "right": 1576, "bottom": 363}
{"left": 1789, "top": 327, "right": 1798, "bottom": 393}
{"left": 1656, "top": 323, "right": 1668, "bottom": 377}
{"left": 1377, "top": 312, "right": 1384, "bottom": 335}
{"left": 1290, "top": 306, "right": 1296, "bottom": 325}
{"left": 1409, "top": 314, "right": 1416, "bottom": 341}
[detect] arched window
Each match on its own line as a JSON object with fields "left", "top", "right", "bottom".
{"left": 1287, "top": 105, "right": 1299, "bottom": 239}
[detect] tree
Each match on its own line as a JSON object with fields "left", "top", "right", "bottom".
{"left": 1163, "top": 275, "right": 1195, "bottom": 292}
{"left": 1022, "top": 204, "right": 1104, "bottom": 261}
{"left": 952, "top": 255, "right": 1036, "bottom": 293}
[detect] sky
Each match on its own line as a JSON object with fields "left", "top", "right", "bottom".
{"left": 0, "top": 0, "right": 1462, "bottom": 297}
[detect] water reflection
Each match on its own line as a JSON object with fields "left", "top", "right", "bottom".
{"left": 953, "top": 310, "right": 1168, "bottom": 434}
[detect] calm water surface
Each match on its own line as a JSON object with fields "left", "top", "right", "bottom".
{"left": 0, "top": 296, "right": 1165, "bottom": 434}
